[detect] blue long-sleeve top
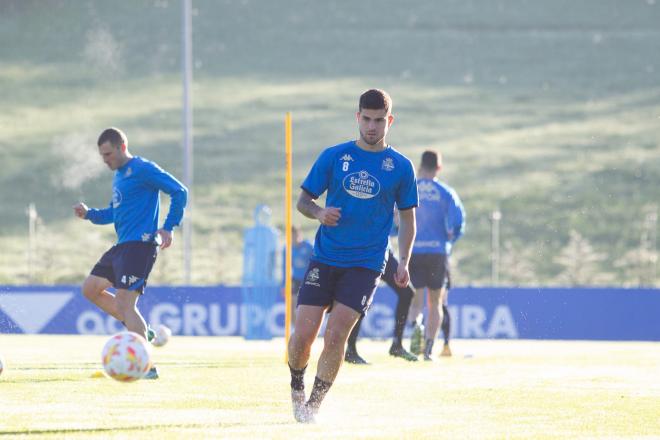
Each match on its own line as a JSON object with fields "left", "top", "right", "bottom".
{"left": 86, "top": 156, "right": 188, "bottom": 244}
{"left": 412, "top": 178, "right": 465, "bottom": 255}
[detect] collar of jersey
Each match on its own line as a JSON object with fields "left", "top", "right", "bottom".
{"left": 117, "top": 156, "right": 138, "bottom": 173}
{"left": 352, "top": 140, "right": 391, "bottom": 154}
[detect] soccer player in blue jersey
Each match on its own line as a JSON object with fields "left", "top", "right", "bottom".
{"left": 345, "top": 220, "right": 419, "bottom": 364}
{"left": 408, "top": 150, "right": 465, "bottom": 360}
{"left": 73, "top": 127, "right": 188, "bottom": 379}
{"left": 287, "top": 89, "right": 418, "bottom": 423}
{"left": 282, "top": 226, "right": 314, "bottom": 321}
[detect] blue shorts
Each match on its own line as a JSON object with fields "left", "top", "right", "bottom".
{"left": 409, "top": 253, "right": 449, "bottom": 290}
{"left": 90, "top": 241, "right": 158, "bottom": 293}
{"left": 297, "top": 261, "right": 382, "bottom": 315}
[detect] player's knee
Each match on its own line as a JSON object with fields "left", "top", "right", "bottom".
{"left": 115, "top": 299, "right": 135, "bottom": 315}
{"left": 81, "top": 279, "right": 100, "bottom": 301}
{"left": 289, "top": 333, "right": 312, "bottom": 360}
{"left": 292, "top": 329, "right": 315, "bottom": 349}
{"left": 323, "top": 327, "right": 348, "bottom": 349}
{"left": 115, "top": 292, "right": 138, "bottom": 314}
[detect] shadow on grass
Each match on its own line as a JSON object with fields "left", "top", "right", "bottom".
{"left": 0, "top": 420, "right": 293, "bottom": 436}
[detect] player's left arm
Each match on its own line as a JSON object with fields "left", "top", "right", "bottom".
{"left": 395, "top": 207, "right": 416, "bottom": 287}
{"left": 447, "top": 189, "right": 466, "bottom": 243}
{"left": 143, "top": 162, "right": 189, "bottom": 249}
{"left": 394, "top": 158, "right": 419, "bottom": 287}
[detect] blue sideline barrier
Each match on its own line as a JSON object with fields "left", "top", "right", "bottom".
{"left": 0, "top": 286, "right": 658, "bottom": 341}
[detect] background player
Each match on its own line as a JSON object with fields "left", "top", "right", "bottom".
{"left": 408, "top": 150, "right": 465, "bottom": 361}
{"left": 283, "top": 225, "right": 314, "bottom": 322}
{"left": 345, "top": 217, "right": 418, "bottom": 363}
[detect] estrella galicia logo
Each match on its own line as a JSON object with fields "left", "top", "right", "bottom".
{"left": 305, "top": 267, "right": 321, "bottom": 287}
{"left": 343, "top": 170, "right": 381, "bottom": 199}
{"left": 112, "top": 188, "right": 123, "bottom": 208}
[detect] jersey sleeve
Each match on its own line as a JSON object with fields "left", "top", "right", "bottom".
{"left": 396, "top": 158, "right": 418, "bottom": 210}
{"left": 301, "top": 148, "right": 334, "bottom": 198}
{"left": 447, "top": 188, "right": 466, "bottom": 243}
{"left": 141, "top": 161, "right": 189, "bottom": 231}
{"left": 86, "top": 201, "right": 114, "bottom": 225}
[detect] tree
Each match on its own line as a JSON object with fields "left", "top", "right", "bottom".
{"left": 554, "top": 230, "right": 613, "bottom": 286}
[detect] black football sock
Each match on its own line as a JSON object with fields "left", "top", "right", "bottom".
{"left": 441, "top": 305, "right": 450, "bottom": 345}
{"left": 424, "top": 338, "right": 435, "bottom": 357}
{"left": 289, "top": 363, "right": 307, "bottom": 391}
{"left": 393, "top": 285, "right": 414, "bottom": 346}
{"left": 346, "top": 316, "right": 363, "bottom": 353}
{"left": 307, "top": 376, "right": 333, "bottom": 410}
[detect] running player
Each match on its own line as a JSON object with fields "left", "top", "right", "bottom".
{"left": 408, "top": 150, "right": 465, "bottom": 361}
{"left": 287, "top": 89, "right": 418, "bottom": 422}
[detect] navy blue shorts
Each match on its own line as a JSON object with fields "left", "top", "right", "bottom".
{"left": 409, "top": 253, "right": 449, "bottom": 290}
{"left": 297, "top": 261, "right": 382, "bottom": 315}
{"left": 90, "top": 241, "right": 158, "bottom": 293}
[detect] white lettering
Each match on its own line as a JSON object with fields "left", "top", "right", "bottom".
{"left": 461, "top": 305, "right": 486, "bottom": 338}
{"left": 267, "top": 303, "right": 286, "bottom": 337}
{"left": 209, "top": 303, "right": 239, "bottom": 336}
{"left": 448, "top": 305, "right": 459, "bottom": 336}
{"left": 183, "top": 304, "right": 209, "bottom": 335}
{"left": 349, "top": 176, "right": 376, "bottom": 188}
{"left": 241, "top": 304, "right": 266, "bottom": 336}
{"left": 149, "top": 303, "right": 182, "bottom": 334}
{"left": 76, "top": 311, "right": 105, "bottom": 334}
{"left": 487, "top": 306, "right": 518, "bottom": 338}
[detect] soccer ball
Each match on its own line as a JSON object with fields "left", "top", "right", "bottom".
{"left": 101, "top": 331, "right": 152, "bottom": 382}
{"left": 0, "top": 356, "right": 4, "bottom": 376}
{"left": 152, "top": 324, "right": 172, "bottom": 348}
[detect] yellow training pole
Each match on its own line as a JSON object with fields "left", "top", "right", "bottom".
{"left": 284, "top": 112, "right": 293, "bottom": 363}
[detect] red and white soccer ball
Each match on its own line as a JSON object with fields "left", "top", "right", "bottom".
{"left": 151, "top": 324, "right": 172, "bottom": 348}
{"left": 101, "top": 331, "right": 152, "bottom": 382}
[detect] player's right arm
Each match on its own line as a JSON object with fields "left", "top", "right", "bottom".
{"left": 298, "top": 147, "right": 341, "bottom": 226}
{"left": 296, "top": 191, "right": 341, "bottom": 226}
{"left": 73, "top": 201, "right": 113, "bottom": 224}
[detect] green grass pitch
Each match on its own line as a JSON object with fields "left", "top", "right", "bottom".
{"left": 1, "top": 335, "right": 659, "bottom": 439}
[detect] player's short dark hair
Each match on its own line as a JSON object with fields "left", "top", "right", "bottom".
{"left": 359, "top": 89, "right": 392, "bottom": 114}
{"left": 97, "top": 127, "right": 127, "bottom": 148}
{"left": 421, "top": 150, "right": 441, "bottom": 171}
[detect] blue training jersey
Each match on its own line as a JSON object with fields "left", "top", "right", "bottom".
{"left": 86, "top": 156, "right": 188, "bottom": 244}
{"left": 282, "top": 239, "right": 314, "bottom": 282}
{"left": 413, "top": 177, "right": 465, "bottom": 255}
{"left": 301, "top": 141, "right": 418, "bottom": 272}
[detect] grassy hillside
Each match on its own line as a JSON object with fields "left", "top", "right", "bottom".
{"left": 0, "top": 0, "right": 658, "bottom": 285}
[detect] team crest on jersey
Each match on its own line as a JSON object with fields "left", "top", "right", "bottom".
{"left": 125, "top": 167, "right": 132, "bottom": 177}
{"left": 381, "top": 157, "right": 394, "bottom": 171}
{"left": 343, "top": 170, "right": 381, "bottom": 199}
{"left": 112, "top": 188, "right": 122, "bottom": 208}
{"left": 340, "top": 154, "right": 354, "bottom": 162}
{"left": 418, "top": 181, "right": 441, "bottom": 201}
{"left": 305, "top": 267, "right": 321, "bottom": 287}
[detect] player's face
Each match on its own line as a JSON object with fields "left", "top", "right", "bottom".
{"left": 98, "top": 141, "right": 124, "bottom": 170}
{"left": 357, "top": 108, "right": 394, "bottom": 146}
